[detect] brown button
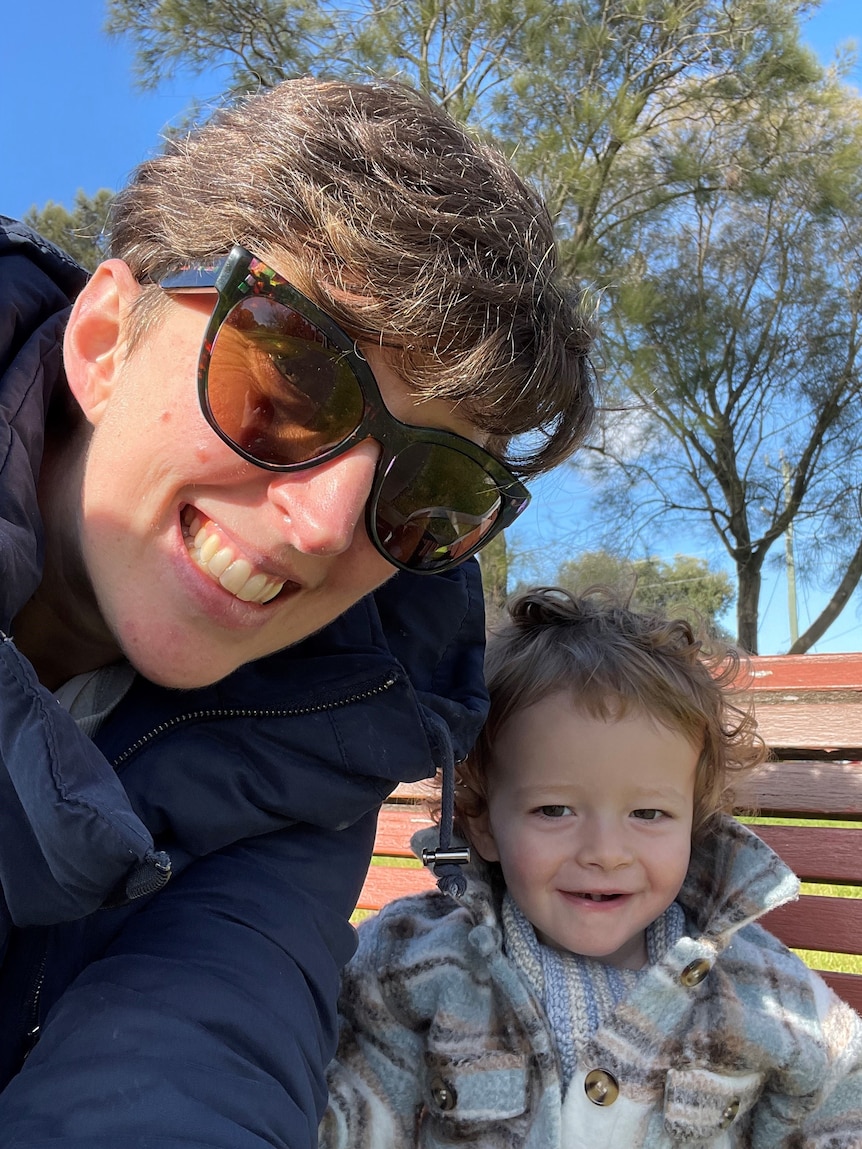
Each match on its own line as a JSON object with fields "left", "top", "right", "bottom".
{"left": 679, "top": 958, "right": 711, "bottom": 987}
{"left": 429, "top": 1076, "right": 457, "bottom": 1111}
{"left": 719, "top": 1098, "right": 740, "bottom": 1128}
{"left": 584, "top": 1068, "right": 620, "bottom": 1106}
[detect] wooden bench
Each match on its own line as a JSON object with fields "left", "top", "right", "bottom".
{"left": 734, "top": 653, "right": 862, "bottom": 1013}
{"left": 358, "top": 653, "right": 862, "bottom": 1012}
{"left": 356, "top": 781, "right": 436, "bottom": 912}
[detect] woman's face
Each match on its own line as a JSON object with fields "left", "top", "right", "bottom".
{"left": 50, "top": 258, "right": 479, "bottom": 689}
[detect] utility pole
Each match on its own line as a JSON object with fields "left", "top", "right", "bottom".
{"left": 781, "top": 453, "right": 798, "bottom": 647}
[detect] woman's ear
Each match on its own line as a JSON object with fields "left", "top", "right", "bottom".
{"left": 464, "top": 808, "right": 501, "bottom": 863}
{"left": 63, "top": 260, "right": 141, "bottom": 425}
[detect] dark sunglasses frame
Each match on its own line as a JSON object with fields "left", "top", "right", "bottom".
{"left": 159, "top": 245, "right": 530, "bottom": 573}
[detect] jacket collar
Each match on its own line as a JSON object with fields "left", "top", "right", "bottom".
{"left": 413, "top": 814, "right": 800, "bottom": 953}
{"left": 680, "top": 813, "right": 799, "bottom": 943}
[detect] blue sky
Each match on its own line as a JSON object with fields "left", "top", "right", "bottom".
{"left": 2, "top": 0, "right": 860, "bottom": 653}
{"left": 3, "top": 0, "right": 858, "bottom": 223}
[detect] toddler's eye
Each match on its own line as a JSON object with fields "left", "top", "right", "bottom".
{"left": 538, "top": 805, "right": 572, "bottom": 818}
{"left": 632, "top": 808, "right": 663, "bottom": 821}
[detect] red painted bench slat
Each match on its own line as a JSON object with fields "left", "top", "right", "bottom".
{"left": 822, "top": 972, "right": 862, "bottom": 1012}
{"left": 750, "top": 703, "right": 862, "bottom": 753}
{"left": 734, "top": 760, "right": 862, "bottom": 818}
{"left": 356, "top": 863, "right": 436, "bottom": 911}
{"left": 759, "top": 896, "right": 862, "bottom": 957}
{"left": 745, "top": 654, "right": 862, "bottom": 692}
{"left": 750, "top": 825, "right": 862, "bottom": 883}
{"left": 373, "top": 806, "right": 434, "bottom": 857}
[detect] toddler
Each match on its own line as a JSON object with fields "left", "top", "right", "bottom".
{"left": 321, "top": 588, "right": 862, "bottom": 1147}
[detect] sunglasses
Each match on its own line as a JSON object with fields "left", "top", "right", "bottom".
{"left": 159, "top": 246, "right": 530, "bottom": 574}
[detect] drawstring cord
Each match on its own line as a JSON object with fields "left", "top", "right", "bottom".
{"left": 421, "top": 760, "right": 470, "bottom": 898}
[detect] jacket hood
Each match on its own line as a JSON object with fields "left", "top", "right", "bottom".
{"left": 0, "top": 218, "right": 88, "bottom": 632}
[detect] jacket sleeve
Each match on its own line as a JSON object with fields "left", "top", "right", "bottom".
{"left": 753, "top": 975, "right": 862, "bottom": 1147}
{"left": 0, "top": 815, "right": 375, "bottom": 1149}
{"left": 320, "top": 909, "right": 427, "bottom": 1149}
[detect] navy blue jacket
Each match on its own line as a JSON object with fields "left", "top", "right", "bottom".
{"left": 0, "top": 218, "right": 488, "bottom": 1147}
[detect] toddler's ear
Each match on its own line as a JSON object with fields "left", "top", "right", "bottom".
{"left": 463, "top": 810, "right": 501, "bottom": 864}
{"left": 63, "top": 260, "right": 141, "bottom": 425}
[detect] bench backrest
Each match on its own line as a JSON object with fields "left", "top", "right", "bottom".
{"left": 360, "top": 652, "right": 862, "bottom": 1013}
{"left": 357, "top": 784, "right": 436, "bottom": 911}
{"left": 733, "top": 653, "right": 862, "bottom": 1012}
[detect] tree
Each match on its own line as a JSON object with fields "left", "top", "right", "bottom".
{"left": 23, "top": 190, "right": 114, "bottom": 271}
{"left": 105, "top": 0, "right": 562, "bottom": 127}
{"left": 105, "top": 0, "right": 823, "bottom": 243}
{"left": 104, "top": 0, "right": 328, "bottom": 94}
{"left": 587, "top": 79, "right": 862, "bottom": 651}
{"left": 552, "top": 550, "right": 734, "bottom": 635}
{"left": 485, "top": 0, "right": 821, "bottom": 286}
{"left": 105, "top": 0, "right": 862, "bottom": 647}
{"left": 478, "top": 534, "right": 511, "bottom": 625}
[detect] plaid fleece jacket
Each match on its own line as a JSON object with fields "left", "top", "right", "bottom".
{"left": 321, "top": 816, "right": 862, "bottom": 1148}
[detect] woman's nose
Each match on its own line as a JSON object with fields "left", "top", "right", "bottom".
{"left": 266, "top": 439, "right": 380, "bottom": 558}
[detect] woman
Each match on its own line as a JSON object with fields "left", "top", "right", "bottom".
{"left": 0, "top": 77, "right": 594, "bottom": 1146}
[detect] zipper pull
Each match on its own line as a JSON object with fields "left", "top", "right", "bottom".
{"left": 22, "top": 1023, "right": 41, "bottom": 1060}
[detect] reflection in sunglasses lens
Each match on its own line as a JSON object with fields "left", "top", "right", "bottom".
{"left": 376, "top": 443, "right": 502, "bottom": 571}
{"left": 208, "top": 298, "right": 364, "bottom": 465}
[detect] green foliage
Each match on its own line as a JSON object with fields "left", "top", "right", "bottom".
{"left": 590, "top": 77, "right": 862, "bottom": 650}
{"left": 103, "top": 0, "right": 862, "bottom": 650}
{"left": 104, "top": 0, "right": 328, "bottom": 93}
{"left": 478, "top": 533, "right": 511, "bottom": 623}
{"left": 23, "top": 190, "right": 114, "bottom": 271}
{"left": 553, "top": 550, "right": 734, "bottom": 634}
{"left": 104, "top": 0, "right": 827, "bottom": 294}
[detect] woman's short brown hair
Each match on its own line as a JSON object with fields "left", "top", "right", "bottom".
{"left": 109, "top": 76, "right": 595, "bottom": 476}
{"left": 457, "top": 587, "right": 767, "bottom": 843}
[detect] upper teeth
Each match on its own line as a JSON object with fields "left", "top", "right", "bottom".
{"left": 182, "top": 508, "right": 285, "bottom": 604}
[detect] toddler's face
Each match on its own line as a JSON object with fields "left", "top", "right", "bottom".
{"left": 469, "top": 695, "right": 698, "bottom": 969}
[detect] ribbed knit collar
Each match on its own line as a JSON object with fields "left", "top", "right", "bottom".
{"left": 502, "top": 893, "right": 686, "bottom": 1090}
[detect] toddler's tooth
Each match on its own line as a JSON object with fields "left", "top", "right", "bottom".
{"left": 236, "top": 573, "right": 269, "bottom": 602}
{"left": 188, "top": 515, "right": 203, "bottom": 537}
{"left": 208, "top": 546, "right": 234, "bottom": 578}
{"left": 199, "top": 533, "right": 221, "bottom": 564}
{"left": 219, "top": 559, "right": 253, "bottom": 595}
{"left": 194, "top": 526, "right": 208, "bottom": 547}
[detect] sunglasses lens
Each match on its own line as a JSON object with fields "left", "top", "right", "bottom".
{"left": 206, "top": 296, "right": 364, "bottom": 465}
{"left": 375, "top": 442, "right": 505, "bottom": 572}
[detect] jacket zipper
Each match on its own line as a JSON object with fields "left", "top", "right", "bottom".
{"left": 111, "top": 672, "right": 399, "bottom": 768}
{"left": 22, "top": 672, "right": 400, "bottom": 1051}
{"left": 22, "top": 946, "right": 48, "bottom": 1061}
